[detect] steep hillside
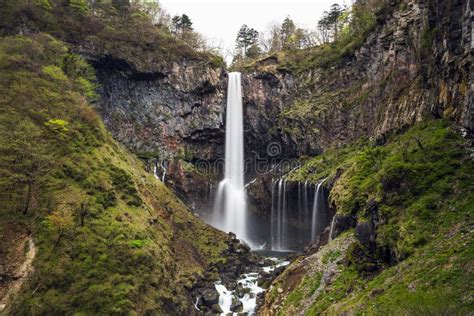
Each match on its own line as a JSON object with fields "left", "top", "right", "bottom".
{"left": 0, "top": 33, "right": 229, "bottom": 315}
{"left": 0, "top": 0, "right": 227, "bottom": 225}
{"left": 261, "top": 120, "right": 474, "bottom": 314}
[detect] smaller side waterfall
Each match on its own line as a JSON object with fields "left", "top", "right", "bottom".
{"left": 329, "top": 215, "right": 336, "bottom": 241}
{"left": 153, "top": 160, "right": 166, "bottom": 183}
{"left": 271, "top": 179, "right": 286, "bottom": 251}
{"left": 270, "top": 178, "right": 290, "bottom": 251}
{"left": 311, "top": 180, "right": 326, "bottom": 240}
{"left": 270, "top": 178, "right": 333, "bottom": 250}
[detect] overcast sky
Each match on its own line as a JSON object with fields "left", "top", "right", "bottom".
{"left": 159, "top": 0, "right": 346, "bottom": 59}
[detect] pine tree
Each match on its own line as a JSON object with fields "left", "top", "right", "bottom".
{"left": 171, "top": 14, "right": 193, "bottom": 39}
{"left": 180, "top": 14, "right": 193, "bottom": 31}
{"left": 235, "top": 24, "right": 258, "bottom": 57}
{"left": 280, "top": 16, "right": 296, "bottom": 49}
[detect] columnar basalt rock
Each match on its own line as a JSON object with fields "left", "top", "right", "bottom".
{"left": 240, "top": 0, "right": 472, "bottom": 163}
{"left": 92, "top": 57, "right": 227, "bottom": 160}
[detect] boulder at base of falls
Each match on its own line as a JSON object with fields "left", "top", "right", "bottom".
{"left": 235, "top": 283, "right": 245, "bottom": 298}
{"left": 225, "top": 280, "right": 237, "bottom": 291}
{"left": 257, "top": 271, "right": 272, "bottom": 288}
{"left": 230, "top": 299, "right": 243, "bottom": 313}
{"left": 256, "top": 292, "right": 266, "bottom": 310}
{"left": 201, "top": 288, "right": 219, "bottom": 307}
{"left": 211, "top": 304, "right": 223, "bottom": 314}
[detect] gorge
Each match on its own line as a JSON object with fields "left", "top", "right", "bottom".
{"left": 0, "top": 0, "right": 473, "bottom": 315}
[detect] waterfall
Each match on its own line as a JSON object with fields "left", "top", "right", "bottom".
{"left": 153, "top": 160, "right": 166, "bottom": 183}
{"left": 271, "top": 178, "right": 315, "bottom": 251}
{"left": 311, "top": 180, "right": 326, "bottom": 241}
{"left": 282, "top": 180, "right": 288, "bottom": 249}
{"left": 329, "top": 215, "right": 336, "bottom": 241}
{"left": 269, "top": 177, "right": 331, "bottom": 249}
{"left": 160, "top": 161, "right": 166, "bottom": 183}
{"left": 271, "top": 179, "right": 285, "bottom": 251}
{"left": 212, "top": 72, "right": 248, "bottom": 243}
{"left": 153, "top": 164, "right": 159, "bottom": 180}
{"left": 270, "top": 180, "right": 276, "bottom": 249}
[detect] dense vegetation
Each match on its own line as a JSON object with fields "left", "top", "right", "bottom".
{"left": 233, "top": 0, "right": 389, "bottom": 71}
{"left": 0, "top": 0, "right": 225, "bottom": 71}
{"left": 268, "top": 120, "right": 474, "bottom": 314}
{"left": 0, "top": 33, "right": 227, "bottom": 314}
{"left": 0, "top": 0, "right": 471, "bottom": 314}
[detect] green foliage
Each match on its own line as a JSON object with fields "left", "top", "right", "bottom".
{"left": 282, "top": 120, "right": 474, "bottom": 314}
{"left": 61, "top": 53, "right": 98, "bottom": 101}
{"left": 45, "top": 118, "right": 69, "bottom": 134}
{"left": 0, "top": 34, "right": 229, "bottom": 315}
{"left": 0, "top": 0, "right": 225, "bottom": 72}
{"left": 42, "top": 65, "right": 68, "bottom": 81}
{"left": 34, "top": 0, "right": 52, "bottom": 9}
{"left": 235, "top": 24, "right": 259, "bottom": 57}
{"left": 69, "top": 0, "right": 90, "bottom": 14}
{"left": 273, "top": 2, "right": 383, "bottom": 72}
{"left": 107, "top": 164, "right": 142, "bottom": 206}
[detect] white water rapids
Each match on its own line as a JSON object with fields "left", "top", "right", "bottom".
{"left": 214, "top": 257, "right": 289, "bottom": 315}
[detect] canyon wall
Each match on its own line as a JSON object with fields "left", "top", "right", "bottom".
{"left": 90, "top": 0, "right": 472, "bottom": 224}
{"left": 242, "top": 0, "right": 472, "bottom": 160}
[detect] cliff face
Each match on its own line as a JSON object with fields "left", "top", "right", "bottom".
{"left": 84, "top": 50, "right": 227, "bottom": 212}
{"left": 88, "top": 0, "right": 472, "bottom": 224}
{"left": 239, "top": 0, "right": 473, "bottom": 222}
{"left": 241, "top": 0, "right": 472, "bottom": 160}
{"left": 92, "top": 57, "right": 226, "bottom": 161}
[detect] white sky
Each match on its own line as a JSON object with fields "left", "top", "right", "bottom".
{"left": 159, "top": 0, "right": 346, "bottom": 60}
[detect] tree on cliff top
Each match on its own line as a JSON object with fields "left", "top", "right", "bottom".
{"left": 235, "top": 24, "right": 259, "bottom": 57}
{"left": 318, "top": 3, "right": 345, "bottom": 43}
{"left": 171, "top": 14, "right": 193, "bottom": 38}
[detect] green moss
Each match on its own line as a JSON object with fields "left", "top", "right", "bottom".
{"left": 42, "top": 65, "right": 68, "bottom": 81}
{"left": 0, "top": 34, "right": 228, "bottom": 315}
{"left": 1, "top": 0, "right": 226, "bottom": 73}
{"left": 276, "top": 119, "right": 474, "bottom": 314}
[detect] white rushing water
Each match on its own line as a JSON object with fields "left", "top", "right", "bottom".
{"left": 311, "top": 180, "right": 325, "bottom": 240}
{"left": 329, "top": 215, "right": 336, "bottom": 241}
{"left": 270, "top": 178, "right": 334, "bottom": 250}
{"left": 215, "top": 258, "right": 289, "bottom": 315}
{"left": 213, "top": 72, "right": 249, "bottom": 243}
{"left": 271, "top": 179, "right": 288, "bottom": 251}
{"left": 153, "top": 161, "right": 166, "bottom": 183}
{"left": 215, "top": 282, "right": 233, "bottom": 314}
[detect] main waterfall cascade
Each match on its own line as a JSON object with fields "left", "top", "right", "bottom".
{"left": 213, "top": 72, "right": 249, "bottom": 243}
{"left": 271, "top": 179, "right": 331, "bottom": 251}
{"left": 211, "top": 71, "right": 332, "bottom": 250}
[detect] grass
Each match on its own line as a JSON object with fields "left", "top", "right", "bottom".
{"left": 270, "top": 119, "right": 474, "bottom": 314}
{"left": 0, "top": 33, "right": 228, "bottom": 315}
{"left": 0, "top": 0, "right": 224, "bottom": 73}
